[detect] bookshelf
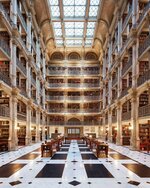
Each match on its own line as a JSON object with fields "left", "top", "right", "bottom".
{"left": 139, "top": 124, "right": 150, "bottom": 150}
{"left": 139, "top": 32, "right": 149, "bottom": 44}
{"left": 0, "top": 61, "right": 9, "bottom": 76}
{"left": 139, "top": 61, "right": 149, "bottom": 76}
{"left": 17, "top": 126, "right": 26, "bottom": 145}
{"left": 139, "top": 91, "right": 148, "bottom": 107}
{"left": 0, "top": 121, "right": 9, "bottom": 151}
{"left": 122, "top": 125, "right": 131, "bottom": 145}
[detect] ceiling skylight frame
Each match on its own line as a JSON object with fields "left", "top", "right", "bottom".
{"left": 49, "top": 0, "right": 100, "bottom": 47}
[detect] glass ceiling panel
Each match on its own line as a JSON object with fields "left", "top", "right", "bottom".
{"left": 50, "top": 6, "right": 60, "bottom": 17}
{"left": 90, "top": 0, "right": 100, "bottom": 5}
{"left": 53, "top": 22, "right": 61, "bottom": 28}
{"left": 89, "top": 6, "right": 99, "bottom": 17}
{"left": 56, "top": 40, "right": 64, "bottom": 45}
{"left": 49, "top": 0, "right": 58, "bottom": 5}
{"left": 49, "top": 0, "right": 100, "bottom": 47}
{"left": 54, "top": 29, "right": 62, "bottom": 36}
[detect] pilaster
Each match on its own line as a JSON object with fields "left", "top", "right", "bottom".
{"left": 116, "top": 102, "right": 122, "bottom": 145}
{"left": 130, "top": 91, "right": 140, "bottom": 150}
{"left": 8, "top": 89, "right": 19, "bottom": 150}
{"left": 26, "top": 100, "right": 32, "bottom": 145}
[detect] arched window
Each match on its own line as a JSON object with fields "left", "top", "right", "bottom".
{"left": 85, "top": 52, "right": 98, "bottom": 60}
{"left": 67, "top": 118, "right": 81, "bottom": 125}
{"left": 68, "top": 52, "right": 81, "bottom": 60}
{"left": 50, "top": 52, "right": 64, "bottom": 60}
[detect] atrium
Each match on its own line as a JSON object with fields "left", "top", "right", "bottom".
{"left": 0, "top": 0, "right": 150, "bottom": 187}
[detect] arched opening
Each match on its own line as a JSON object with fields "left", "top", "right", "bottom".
{"left": 67, "top": 118, "right": 81, "bottom": 125}
{"left": 68, "top": 52, "right": 81, "bottom": 60}
{"left": 50, "top": 52, "right": 64, "bottom": 60}
{"left": 85, "top": 52, "right": 98, "bottom": 60}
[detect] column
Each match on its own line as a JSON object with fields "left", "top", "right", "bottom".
{"left": 42, "top": 114, "right": 46, "bottom": 141}
{"left": 117, "top": 14, "right": 122, "bottom": 51}
{"left": 11, "top": 0, "right": 17, "bottom": 25}
{"left": 10, "top": 40, "right": 17, "bottom": 87}
{"left": 132, "top": 0, "right": 138, "bottom": 26}
{"left": 35, "top": 108, "right": 40, "bottom": 142}
{"left": 132, "top": 41, "right": 138, "bottom": 88}
{"left": 27, "top": 12, "right": 32, "bottom": 52}
{"left": 116, "top": 103, "right": 122, "bottom": 145}
{"left": 26, "top": 100, "right": 32, "bottom": 145}
{"left": 108, "top": 109, "right": 112, "bottom": 142}
{"left": 42, "top": 84, "right": 46, "bottom": 110}
{"left": 130, "top": 92, "right": 140, "bottom": 150}
{"left": 26, "top": 62, "right": 31, "bottom": 98}
{"left": 8, "top": 90, "right": 18, "bottom": 150}
{"left": 118, "top": 63, "right": 121, "bottom": 97}
{"left": 43, "top": 55, "right": 46, "bottom": 79}
{"left": 108, "top": 76, "right": 112, "bottom": 105}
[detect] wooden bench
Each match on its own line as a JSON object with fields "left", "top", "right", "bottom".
{"left": 84, "top": 137, "right": 109, "bottom": 157}
{"left": 41, "top": 137, "right": 63, "bottom": 157}
{"left": 0, "top": 142, "right": 8, "bottom": 152}
{"left": 64, "top": 137, "right": 84, "bottom": 144}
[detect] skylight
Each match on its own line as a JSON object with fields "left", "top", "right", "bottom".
{"left": 49, "top": 0, "right": 100, "bottom": 47}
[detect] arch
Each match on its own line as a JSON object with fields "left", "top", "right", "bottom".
{"left": 50, "top": 52, "right": 64, "bottom": 60}
{"left": 68, "top": 52, "right": 81, "bottom": 60}
{"left": 67, "top": 118, "right": 81, "bottom": 125}
{"left": 85, "top": 52, "right": 99, "bottom": 61}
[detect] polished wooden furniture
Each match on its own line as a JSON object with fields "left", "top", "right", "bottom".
{"left": 84, "top": 137, "right": 109, "bottom": 157}
{"left": 0, "top": 141, "right": 8, "bottom": 151}
{"left": 64, "top": 137, "right": 84, "bottom": 144}
{"left": 41, "top": 137, "right": 63, "bottom": 157}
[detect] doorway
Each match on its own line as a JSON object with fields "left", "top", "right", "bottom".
{"left": 65, "top": 127, "right": 83, "bottom": 138}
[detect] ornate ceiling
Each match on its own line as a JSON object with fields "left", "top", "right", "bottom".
{"left": 48, "top": 0, "right": 100, "bottom": 47}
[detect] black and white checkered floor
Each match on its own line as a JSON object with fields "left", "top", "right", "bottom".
{"left": 0, "top": 141, "right": 150, "bottom": 188}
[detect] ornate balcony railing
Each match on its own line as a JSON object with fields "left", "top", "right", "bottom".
{"left": 48, "top": 108, "right": 64, "bottom": 113}
{"left": 47, "top": 96, "right": 64, "bottom": 100}
{"left": 84, "top": 109, "right": 99, "bottom": 113}
{"left": 137, "top": 70, "right": 150, "bottom": 86}
{"left": 31, "top": 116, "right": 36, "bottom": 123}
{"left": 83, "top": 83, "right": 100, "bottom": 87}
{"left": 0, "top": 72, "right": 11, "bottom": 86}
{"left": 83, "top": 69, "right": 100, "bottom": 75}
{"left": 32, "top": 39, "right": 36, "bottom": 51}
{"left": 122, "top": 111, "right": 131, "bottom": 121}
{"left": 119, "top": 86, "right": 131, "bottom": 98}
{"left": 120, "top": 36, "right": 131, "bottom": 55}
{"left": 49, "top": 83, "right": 65, "bottom": 87}
{"left": 67, "top": 96, "right": 81, "bottom": 100}
{"left": 17, "top": 6, "right": 27, "bottom": 32}
{"left": 20, "top": 89, "right": 28, "bottom": 98}
{"left": 138, "top": 35, "right": 150, "bottom": 57}
{"left": 112, "top": 116, "right": 117, "bottom": 123}
{"left": 0, "top": 2, "right": 15, "bottom": 28}
{"left": 31, "top": 76, "right": 36, "bottom": 86}
{"left": 0, "top": 106, "right": 9, "bottom": 117}
{"left": 16, "top": 58, "right": 26, "bottom": 76}
{"left": 122, "top": 6, "right": 132, "bottom": 31}
{"left": 0, "top": 39, "right": 11, "bottom": 57}
{"left": 112, "top": 76, "right": 118, "bottom": 86}
{"left": 17, "top": 113, "right": 26, "bottom": 121}
{"left": 122, "top": 59, "right": 132, "bottom": 76}
{"left": 48, "top": 70, "right": 65, "bottom": 75}
{"left": 138, "top": 104, "right": 150, "bottom": 117}
{"left": 68, "top": 83, "right": 81, "bottom": 87}
{"left": 67, "top": 109, "right": 80, "bottom": 113}
{"left": 68, "top": 70, "right": 81, "bottom": 75}
{"left": 84, "top": 96, "right": 100, "bottom": 100}
{"left": 137, "top": 2, "right": 150, "bottom": 26}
